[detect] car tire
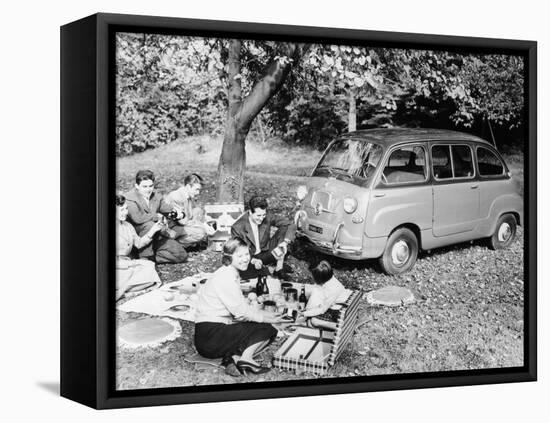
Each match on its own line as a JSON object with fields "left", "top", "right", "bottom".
{"left": 379, "top": 228, "right": 419, "bottom": 275}
{"left": 488, "top": 214, "right": 517, "bottom": 250}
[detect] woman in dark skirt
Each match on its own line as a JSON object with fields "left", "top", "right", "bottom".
{"left": 194, "top": 237, "right": 283, "bottom": 376}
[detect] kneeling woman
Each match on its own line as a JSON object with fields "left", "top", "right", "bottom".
{"left": 195, "top": 237, "right": 282, "bottom": 377}
{"left": 116, "top": 194, "right": 163, "bottom": 300}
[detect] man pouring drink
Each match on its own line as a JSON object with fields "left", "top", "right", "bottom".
{"left": 231, "top": 195, "right": 297, "bottom": 281}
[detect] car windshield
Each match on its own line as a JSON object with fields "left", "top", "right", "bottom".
{"left": 312, "top": 138, "right": 383, "bottom": 186}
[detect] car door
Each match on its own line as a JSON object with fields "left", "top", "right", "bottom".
{"left": 431, "top": 143, "right": 480, "bottom": 237}
{"left": 366, "top": 144, "right": 432, "bottom": 238}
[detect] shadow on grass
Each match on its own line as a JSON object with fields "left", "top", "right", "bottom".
{"left": 290, "top": 236, "right": 381, "bottom": 276}
{"left": 291, "top": 230, "right": 520, "bottom": 278}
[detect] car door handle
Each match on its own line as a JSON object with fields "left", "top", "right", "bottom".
{"left": 374, "top": 193, "right": 386, "bottom": 198}
{"left": 470, "top": 185, "right": 479, "bottom": 189}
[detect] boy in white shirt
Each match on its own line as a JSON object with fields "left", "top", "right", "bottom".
{"left": 299, "top": 260, "right": 350, "bottom": 330}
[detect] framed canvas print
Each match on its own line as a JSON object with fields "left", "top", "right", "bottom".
{"left": 60, "top": 12, "right": 537, "bottom": 409}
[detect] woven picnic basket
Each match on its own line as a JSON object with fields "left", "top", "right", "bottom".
{"left": 272, "top": 289, "right": 361, "bottom": 375}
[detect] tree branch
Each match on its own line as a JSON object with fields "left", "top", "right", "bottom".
{"left": 238, "top": 43, "right": 305, "bottom": 130}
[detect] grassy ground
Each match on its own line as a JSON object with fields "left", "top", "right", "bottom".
{"left": 116, "top": 136, "right": 524, "bottom": 390}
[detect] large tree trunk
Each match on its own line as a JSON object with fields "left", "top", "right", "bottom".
{"left": 217, "top": 118, "right": 248, "bottom": 203}
{"left": 216, "top": 41, "right": 303, "bottom": 203}
{"left": 216, "top": 39, "right": 245, "bottom": 203}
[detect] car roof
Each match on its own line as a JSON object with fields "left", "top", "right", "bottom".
{"left": 340, "top": 128, "right": 492, "bottom": 148}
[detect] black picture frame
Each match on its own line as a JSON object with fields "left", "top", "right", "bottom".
{"left": 60, "top": 12, "right": 537, "bottom": 409}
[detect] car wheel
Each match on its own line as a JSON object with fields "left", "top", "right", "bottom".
{"left": 488, "top": 214, "right": 517, "bottom": 250}
{"left": 379, "top": 228, "right": 418, "bottom": 275}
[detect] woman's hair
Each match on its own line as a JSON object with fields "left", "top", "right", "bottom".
{"left": 222, "top": 237, "right": 248, "bottom": 266}
{"left": 135, "top": 169, "right": 155, "bottom": 184}
{"left": 309, "top": 260, "right": 333, "bottom": 285}
{"left": 115, "top": 194, "right": 126, "bottom": 207}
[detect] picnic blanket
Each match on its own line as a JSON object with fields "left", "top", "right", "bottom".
{"left": 118, "top": 317, "right": 182, "bottom": 349}
{"left": 117, "top": 274, "right": 211, "bottom": 321}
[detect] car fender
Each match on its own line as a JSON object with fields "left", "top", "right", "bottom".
{"left": 481, "top": 193, "right": 523, "bottom": 235}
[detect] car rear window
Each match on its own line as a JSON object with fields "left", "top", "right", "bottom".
{"left": 477, "top": 146, "right": 505, "bottom": 176}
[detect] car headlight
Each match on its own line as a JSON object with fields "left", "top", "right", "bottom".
{"left": 343, "top": 197, "right": 358, "bottom": 214}
{"left": 297, "top": 185, "right": 308, "bottom": 200}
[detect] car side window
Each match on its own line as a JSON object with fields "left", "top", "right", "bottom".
{"left": 382, "top": 145, "right": 427, "bottom": 184}
{"left": 432, "top": 144, "right": 474, "bottom": 180}
{"left": 451, "top": 145, "right": 474, "bottom": 178}
{"left": 477, "top": 146, "right": 505, "bottom": 176}
{"left": 432, "top": 145, "right": 453, "bottom": 180}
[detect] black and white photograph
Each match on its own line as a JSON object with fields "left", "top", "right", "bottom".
{"left": 114, "top": 30, "right": 528, "bottom": 390}
{"left": 4, "top": 0, "right": 549, "bottom": 419}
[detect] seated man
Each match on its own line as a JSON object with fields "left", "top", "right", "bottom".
{"left": 231, "top": 195, "right": 296, "bottom": 280}
{"left": 124, "top": 170, "right": 188, "bottom": 263}
{"left": 164, "top": 173, "right": 215, "bottom": 249}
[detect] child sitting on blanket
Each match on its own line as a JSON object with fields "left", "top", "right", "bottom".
{"left": 298, "top": 261, "right": 349, "bottom": 330}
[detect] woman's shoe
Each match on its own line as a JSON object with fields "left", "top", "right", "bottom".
{"left": 224, "top": 362, "right": 242, "bottom": 377}
{"left": 221, "top": 357, "right": 241, "bottom": 377}
{"left": 236, "top": 360, "right": 271, "bottom": 375}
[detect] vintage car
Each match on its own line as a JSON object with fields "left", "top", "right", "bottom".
{"left": 294, "top": 128, "right": 523, "bottom": 275}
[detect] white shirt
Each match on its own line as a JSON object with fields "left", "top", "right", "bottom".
{"left": 195, "top": 265, "right": 265, "bottom": 324}
{"left": 249, "top": 215, "right": 261, "bottom": 255}
{"left": 141, "top": 193, "right": 150, "bottom": 207}
{"left": 303, "top": 277, "right": 350, "bottom": 317}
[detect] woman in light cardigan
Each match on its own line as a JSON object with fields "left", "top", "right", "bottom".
{"left": 194, "top": 237, "right": 283, "bottom": 377}
{"left": 116, "top": 194, "right": 163, "bottom": 300}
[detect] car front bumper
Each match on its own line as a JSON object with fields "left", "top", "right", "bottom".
{"left": 296, "top": 229, "right": 387, "bottom": 260}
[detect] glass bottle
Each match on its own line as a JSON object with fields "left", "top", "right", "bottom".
{"left": 298, "top": 284, "right": 307, "bottom": 310}
{"left": 256, "top": 274, "right": 264, "bottom": 298}
{"left": 262, "top": 275, "right": 270, "bottom": 298}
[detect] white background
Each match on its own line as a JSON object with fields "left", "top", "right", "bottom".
{"left": 2, "top": 0, "right": 546, "bottom": 420}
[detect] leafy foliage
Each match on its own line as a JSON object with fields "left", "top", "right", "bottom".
{"left": 460, "top": 55, "right": 524, "bottom": 127}
{"left": 116, "top": 33, "right": 525, "bottom": 155}
{"left": 116, "top": 33, "right": 226, "bottom": 155}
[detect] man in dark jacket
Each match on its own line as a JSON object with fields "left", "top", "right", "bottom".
{"left": 125, "top": 170, "right": 188, "bottom": 263}
{"left": 231, "top": 195, "right": 296, "bottom": 280}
